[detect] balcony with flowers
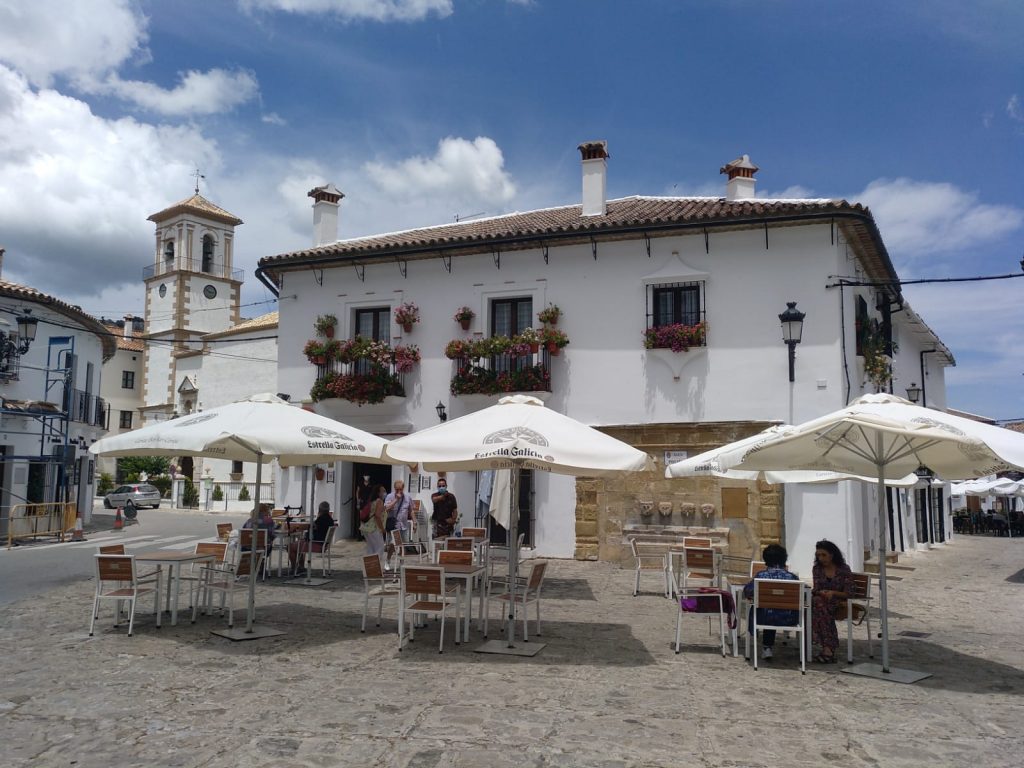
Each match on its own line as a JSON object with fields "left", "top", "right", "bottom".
{"left": 445, "top": 328, "right": 565, "bottom": 401}
{"left": 306, "top": 336, "right": 420, "bottom": 414}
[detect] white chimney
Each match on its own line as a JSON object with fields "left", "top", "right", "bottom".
{"left": 720, "top": 154, "right": 758, "bottom": 200}
{"left": 307, "top": 183, "right": 344, "bottom": 247}
{"left": 578, "top": 141, "right": 609, "bottom": 216}
{"left": 123, "top": 315, "right": 134, "bottom": 339}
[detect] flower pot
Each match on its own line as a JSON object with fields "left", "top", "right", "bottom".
{"left": 324, "top": 325, "right": 335, "bottom": 339}
{"left": 402, "top": 323, "right": 413, "bottom": 334}
{"left": 312, "top": 356, "right": 326, "bottom": 366}
{"left": 529, "top": 342, "right": 539, "bottom": 354}
{"left": 547, "top": 342, "right": 560, "bottom": 356}
{"left": 459, "top": 318, "right": 471, "bottom": 331}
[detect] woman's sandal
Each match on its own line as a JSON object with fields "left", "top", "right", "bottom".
{"left": 813, "top": 653, "right": 836, "bottom": 664}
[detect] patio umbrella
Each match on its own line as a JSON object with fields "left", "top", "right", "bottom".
{"left": 91, "top": 392, "right": 394, "bottom": 636}
{"left": 384, "top": 395, "right": 653, "bottom": 650}
{"left": 713, "top": 392, "right": 1024, "bottom": 680}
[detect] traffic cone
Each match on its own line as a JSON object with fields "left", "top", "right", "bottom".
{"left": 70, "top": 516, "right": 86, "bottom": 542}
{"left": 113, "top": 506, "right": 124, "bottom": 530}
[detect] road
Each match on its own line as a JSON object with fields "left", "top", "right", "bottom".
{"left": 0, "top": 502, "right": 248, "bottom": 606}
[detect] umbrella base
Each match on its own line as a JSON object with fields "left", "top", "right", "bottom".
{"left": 211, "top": 624, "right": 286, "bottom": 642}
{"left": 473, "top": 639, "right": 545, "bottom": 657}
{"left": 841, "top": 662, "right": 931, "bottom": 684}
{"left": 283, "top": 577, "right": 333, "bottom": 587}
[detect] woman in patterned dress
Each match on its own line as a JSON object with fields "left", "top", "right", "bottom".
{"left": 811, "top": 539, "right": 852, "bottom": 663}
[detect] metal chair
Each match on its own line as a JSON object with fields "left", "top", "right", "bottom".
{"left": 360, "top": 553, "right": 400, "bottom": 632}
{"left": 398, "top": 565, "right": 461, "bottom": 653}
{"left": 749, "top": 578, "right": 806, "bottom": 674}
{"left": 483, "top": 560, "right": 548, "bottom": 641}
{"left": 629, "top": 537, "right": 669, "bottom": 597}
{"left": 191, "top": 551, "right": 263, "bottom": 629}
{"left": 843, "top": 572, "right": 873, "bottom": 663}
{"left": 89, "top": 555, "right": 162, "bottom": 637}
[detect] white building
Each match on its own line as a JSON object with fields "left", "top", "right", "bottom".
{"left": 257, "top": 144, "right": 956, "bottom": 568}
{"left": 96, "top": 316, "right": 145, "bottom": 480}
{"left": 0, "top": 266, "right": 115, "bottom": 531}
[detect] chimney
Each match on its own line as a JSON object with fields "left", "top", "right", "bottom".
{"left": 123, "top": 314, "right": 134, "bottom": 339}
{"left": 307, "top": 183, "right": 344, "bottom": 247}
{"left": 720, "top": 154, "right": 758, "bottom": 200}
{"left": 578, "top": 141, "right": 609, "bottom": 216}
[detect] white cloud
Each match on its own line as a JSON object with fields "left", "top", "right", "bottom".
{"left": 238, "top": 0, "right": 453, "bottom": 22}
{"left": 855, "top": 177, "right": 1024, "bottom": 261}
{"left": 760, "top": 184, "right": 815, "bottom": 200}
{"left": 0, "top": 0, "right": 147, "bottom": 87}
{"left": 0, "top": 65, "right": 221, "bottom": 302}
{"left": 1007, "top": 94, "right": 1024, "bottom": 123}
{"left": 96, "top": 68, "right": 260, "bottom": 116}
{"left": 364, "top": 136, "right": 516, "bottom": 206}
{"left": 261, "top": 111, "right": 287, "bottom": 126}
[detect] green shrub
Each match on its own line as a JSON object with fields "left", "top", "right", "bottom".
{"left": 212, "top": 484, "right": 223, "bottom": 501}
{"left": 97, "top": 473, "right": 115, "bottom": 496}
{"left": 149, "top": 475, "right": 172, "bottom": 499}
{"left": 182, "top": 478, "right": 199, "bottom": 508}
{"left": 238, "top": 485, "right": 251, "bottom": 502}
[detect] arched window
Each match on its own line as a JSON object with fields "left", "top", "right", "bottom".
{"left": 201, "top": 235, "right": 214, "bottom": 273}
{"left": 163, "top": 240, "right": 175, "bottom": 270}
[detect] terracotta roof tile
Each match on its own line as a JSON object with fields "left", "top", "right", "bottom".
{"left": 0, "top": 279, "right": 116, "bottom": 361}
{"left": 260, "top": 195, "right": 873, "bottom": 270}
{"left": 147, "top": 194, "right": 243, "bottom": 226}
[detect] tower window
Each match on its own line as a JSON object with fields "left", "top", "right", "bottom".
{"left": 163, "top": 240, "right": 174, "bottom": 269}
{"left": 202, "top": 235, "right": 214, "bottom": 273}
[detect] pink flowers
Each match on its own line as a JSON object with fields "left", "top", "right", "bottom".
{"left": 643, "top": 322, "right": 706, "bottom": 352}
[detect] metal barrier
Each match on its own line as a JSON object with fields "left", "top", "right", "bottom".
{"left": 6, "top": 502, "right": 77, "bottom": 549}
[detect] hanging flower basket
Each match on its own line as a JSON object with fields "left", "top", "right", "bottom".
{"left": 537, "top": 304, "right": 562, "bottom": 325}
{"left": 453, "top": 306, "right": 475, "bottom": 330}
{"left": 314, "top": 314, "right": 337, "bottom": 339}
{"left": 394, "top": 302, "right": 420, "bottom": 333}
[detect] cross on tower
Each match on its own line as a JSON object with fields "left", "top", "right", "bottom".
{"left": 191, "top": 167, "right": 205, "bottom": 195}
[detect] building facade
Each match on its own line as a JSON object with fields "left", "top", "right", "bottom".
{"left": 257, "top": 144, "right": 955, "bottom": 568}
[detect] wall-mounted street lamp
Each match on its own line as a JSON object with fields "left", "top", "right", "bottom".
{"left": 0, "top": 310, "right": 39, "bottom": 372}
{"left": 435, "top": 401, "right": 448, "bottom": 423}
{"left": 905, "top": 382, "right": 922, "bottom": 404}
{"left": 778, "top": 301, "right": 806, "bottom": 383}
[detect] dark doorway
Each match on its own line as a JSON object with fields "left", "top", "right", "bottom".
{"left": 350, "top": 462, "right": 392, "bottom": 539}
{"left": 179, "top": 456, "right": 194, "bottom": 481}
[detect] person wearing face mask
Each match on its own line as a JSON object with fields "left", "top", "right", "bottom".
{"left": 430, "top": 477, "right": 459, "bottom": 539}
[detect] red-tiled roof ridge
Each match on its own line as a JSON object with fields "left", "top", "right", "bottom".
{"left": 147, "top": 194, "right": 243, "bottom": 226}
{"left": 0, "top": 279, "right": 116, "bottom": 361}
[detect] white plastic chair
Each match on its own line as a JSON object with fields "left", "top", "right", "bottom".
{"left": 89, "top": 555, "right": 162, "bottom": 637}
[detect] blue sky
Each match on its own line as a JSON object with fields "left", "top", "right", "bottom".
{"left": 1, "top": 0, "right": 1022, "bottom": 417}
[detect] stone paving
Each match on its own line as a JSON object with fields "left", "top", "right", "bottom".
{"left": 1, "top": 535, "right": 1022, "bottom": 768}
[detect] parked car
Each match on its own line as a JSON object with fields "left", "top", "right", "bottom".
{"left": 104, "top": 484, "right": 162, "bottom": 509}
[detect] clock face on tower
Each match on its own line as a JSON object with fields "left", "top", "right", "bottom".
{"left": 158, "top": 284, "right": 167, "bottom": 298}
{"left": 203, "top": 285, "right": 217, "bottom": 299}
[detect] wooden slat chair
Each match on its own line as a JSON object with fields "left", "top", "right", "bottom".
{"left": 179, "top": 542, "right": 229, "bottom": 608}
{"left": 461, "top": 527, "right": 487, "bottom": 540}
{"left": 437, "top": 549, "right": 473, "bottom": 566}
{"left": 398, "top": 565, "right": 461, "bottom": 653}
{"left": 360, "top": 553, "right": 401, "bottom": 632}
{"left": 675, "top": 586, "right": 729, "bottom": 656}
{"left": 749, "top": 579, "right": 806, "bottom": 674}
{"left": 297, "top": 525, "right": 337, "bottom": 577}
{"left": 390, "top": 528, "right": 426, "bottom": 570}
{"left": 842, "top": 572, "right": 873, "bottom": 664}
{"left": 483, "top": 560, "right": 548, "bottom": 642}
{"left": 98, "top": 544, "right": 126, "bottom": 554}
{"left": 216, "top": 523, "right": 233, "bottom": 542}
{"left": 89, "top": 555, "right": 162, "bottom": 637}
{"left": 683, "top": 537, "right": 713, "bottom": 548}
{"left": 445, "top": 537, "right": 474, "bottom": 552}
{"left": 630, "top": 537, "right": 669, "bottom": 597}
{"left": 668, "top": 547, "right": 720, "bottom": 598}
{"left": 191, "top": 551, "right": 263, "bottom": 629}
{"left": 239, "top": 528, "right": 271, "bottom": 580}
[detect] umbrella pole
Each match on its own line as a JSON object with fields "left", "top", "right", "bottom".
{"left": 506, "top": 463, "right": 521, "bottom": 648}
{"left": 875, "top": 435, "right": 891, "bottom": 673}
{"left": 247, "top": 455, "right": 262, "bottom": 633}
{"left": 306, "top": 465, "right": 316, "bottom": 583}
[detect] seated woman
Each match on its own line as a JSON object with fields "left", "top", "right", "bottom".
{"left": 290, "top": 501, "right": 335, "bottom": 574}
{"left": 811, "top": 538, "right": 852, "bottom": 663}
{"left": 742, "top": 543, "right": 799, "bottom": 660}
{"left": 241, "top": 504, "right": 275, "bottom": 560}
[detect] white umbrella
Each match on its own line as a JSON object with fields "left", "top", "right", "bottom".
{"left": 950, "top": 478, "right": 1022, "bottom": 496}
{"left": 384, "top": 395, "right": 653, "bottom": 650}
{"left": 714, "top": 393, "right": 1024, "bottom": 680}
{"left": 665, "top": 424, "right": 920, "bottom": 487}
{"left": 91, "top": 393, "right": 395, "bottom": 636}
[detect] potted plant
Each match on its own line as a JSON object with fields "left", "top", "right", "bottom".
{"left": 445, "top": 339, "right": 470, "bottom": 360}
{"left": 537, "top": 303, "right": 562, "bottom": 326}
{"left": 314, "top": 313, "right": 337, "bottom": 338}
{"left": 394, "top": 302, "right": 420, "bottom": 333}
{"left": 860, "top": 318, "right": 897, "bottom": 392}
{"left": 540, "top": 327, "right": 569, "bottom": 356}
{"left": 453, "top": 306, "right": 475, "bottom": 331}
{"left": 393, "top": 344, "right": 421, "bottom": 374}
{"left": 643, "top": 321, "right": 707, "bottom": 353}
{"left": 518, "top": 327, "right": 540, "bottom": 354}
{"left": 303, "top": 339, "right": 327, "bottom": 365}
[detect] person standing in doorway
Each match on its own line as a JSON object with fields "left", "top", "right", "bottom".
{"left": 431, "top": 477, "right": 458, "bottom": 539}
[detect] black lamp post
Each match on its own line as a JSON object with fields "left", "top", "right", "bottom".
{"left": 778, "top": 301, "right": 806, "bottom": 383}
{"left": 435, "top": 401, "right": 447, "bottom": 422}
{"left": 905, "top": 382, "right": 922, "bottom": 404}
{"left": 1, "top": 310, "right": 39, "bottom": 372}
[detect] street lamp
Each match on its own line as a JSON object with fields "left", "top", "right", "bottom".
{"left": 778, "top": 301, "right": 806, "bottom": 383}
{"left": 435, "top": 401, "right": 448, "bottom": 422}
{"left": 0, "top": 310, "right": 39, "bottom": 372}
{"left": 905, "top": 382, "right": 922, "bottom": 404}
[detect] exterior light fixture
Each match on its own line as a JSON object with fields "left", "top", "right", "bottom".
{"left": 778, "top": 301, "right": 806, "bottom": 383}
{"left": 0, "top": 310, "right": 39, "bottom": 374}
{"left": 435, "top": 401, "right": 447, "bottom": 422}
{"left": 905, "top": 382, "right": 922, "bottom": 404}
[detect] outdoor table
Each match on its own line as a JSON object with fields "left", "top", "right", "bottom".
{"left": 135, "top": 550, "right": 216, "bottom": 626}
{"left": 272, "top": 523, "right": 310, "bottom": 576}
{"left": 439, "top": 562, "right": 486, "bottom": 639}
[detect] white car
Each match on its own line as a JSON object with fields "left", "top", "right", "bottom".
{"left": 104, "top": 484, "right": 162, "bottom": 509}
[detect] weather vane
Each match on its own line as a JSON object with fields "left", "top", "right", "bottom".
{"left": 191, "top": 167, "right": 205, "bottom": 195}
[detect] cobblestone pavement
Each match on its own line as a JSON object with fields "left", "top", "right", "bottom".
{"left": 1, "top": 536, "right": 1021, "bottom": 767}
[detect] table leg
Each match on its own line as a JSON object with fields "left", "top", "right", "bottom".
{"left": 464, "top": 577, "right": 472, "bottom": 640}
{"left": 164, "top": 565, "right": 173, "bottom": 613}
{"left": 170, "top": 564, "right": 180, "bottom": 626}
